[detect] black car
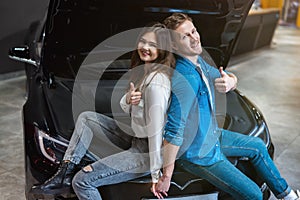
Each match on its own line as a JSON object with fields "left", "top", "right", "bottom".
{"left": 9, "top": 0, "right": 274, "bottom": 199}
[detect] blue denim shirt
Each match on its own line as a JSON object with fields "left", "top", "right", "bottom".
{"left": 164, "top": 56, "right": 225, "bottom": 166}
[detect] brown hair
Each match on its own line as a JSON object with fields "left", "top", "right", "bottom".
{"left": 129, "top": 22, "right": 175, "bottom": 89}
{"left": 163, "top": 13, "right": 192, "bottom": 30}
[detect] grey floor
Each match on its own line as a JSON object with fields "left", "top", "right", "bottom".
{"left": 0, "top": 26, "right": 299, "bottom": 200}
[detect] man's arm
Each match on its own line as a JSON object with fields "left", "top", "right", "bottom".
{"left": 162, "top": 140, "right": 180, "bottom": 178}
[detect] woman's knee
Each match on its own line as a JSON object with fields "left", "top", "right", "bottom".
{"left": 72, "top": 169, "right": 94, "bottom": 191}
{"left": 77, "top": 111, "right": 95, "bottom": 122}
{"left": 72, "top": 171, "right": 85, "bottom": 191}
{"left": 72, "top": 165, "right": 101, "bottom": 190}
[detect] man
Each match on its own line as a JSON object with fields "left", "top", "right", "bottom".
{"left": 152, "top": 13, "right": 299, "bottom": 200}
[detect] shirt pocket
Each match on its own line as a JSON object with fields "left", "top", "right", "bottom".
{"left": 198, "top": 89, "right": 210, "bottom": 109}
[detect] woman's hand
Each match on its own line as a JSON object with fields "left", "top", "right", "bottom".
{"left": 151, "top": 183, "right": 168, "bottom": 199}
{"left": 126, "top": 82, "right": 142, "bottom": 105}
{"left": 150, "top": 175, "right": 171, "bottom": 199}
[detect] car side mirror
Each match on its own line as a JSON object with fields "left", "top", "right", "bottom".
{"left": 8, "top": 46, "right": 37, "bottom": 67}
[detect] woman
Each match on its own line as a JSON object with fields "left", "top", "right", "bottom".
{"left": 31, "top": 23, "right": 175, "bottom": 199}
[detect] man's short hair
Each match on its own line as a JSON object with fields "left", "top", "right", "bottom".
{"left": 163, "top": 13, "right": 192, "bottom": 30}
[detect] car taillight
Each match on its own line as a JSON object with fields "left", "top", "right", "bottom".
{"left": 34, "top": 127, "right": 69, "bottom": 164}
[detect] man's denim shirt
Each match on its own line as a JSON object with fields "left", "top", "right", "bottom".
{"left": 164, "top": 56, "right": 225, "bottom": 166}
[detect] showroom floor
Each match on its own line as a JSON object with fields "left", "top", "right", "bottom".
{"left": 0, "top": 26, "right": 299, "bottom": 200}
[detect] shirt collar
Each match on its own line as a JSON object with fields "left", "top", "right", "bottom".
{"left": 177, "top": 55, "right": 203, "bottom": 69}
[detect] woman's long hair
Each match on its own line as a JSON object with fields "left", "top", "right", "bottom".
{"left": 129, "top": 23, "right": 175, "bottom": 90}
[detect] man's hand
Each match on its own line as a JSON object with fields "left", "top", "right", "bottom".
{"left": 126, "top": 82, "right": 142, "bottom": 105}
{"left": 215, "top": 67, "right": 237, "bottom": 93}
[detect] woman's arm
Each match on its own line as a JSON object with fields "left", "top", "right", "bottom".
{"left": 155, "top": 69, "right": 199, "bottom": 197}
{"left": 144, "top": 74, "right": 171, "bottom": 184}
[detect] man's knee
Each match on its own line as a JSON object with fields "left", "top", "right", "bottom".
{"left": 252, "top": 137, "right": 268, "bottom": 153}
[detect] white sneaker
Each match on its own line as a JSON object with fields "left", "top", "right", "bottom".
{"left": 296, "top": 190, "right": 300, "bottom": 200}
{"left": 283, "top": 190, "right": 300, "bottom": 200}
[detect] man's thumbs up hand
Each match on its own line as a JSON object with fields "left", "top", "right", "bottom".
{"left": 219, "top": 67, "right": 228, "bottom": 78}
{"left": 126, "top": 82, "right": 142, "bottom": 105}
{"left": 215, "top": 67, "right": 237, "bottom": 93}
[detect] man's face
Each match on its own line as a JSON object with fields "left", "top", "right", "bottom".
{"left": 174, "top": 20, "right": 202, "bottom": 58}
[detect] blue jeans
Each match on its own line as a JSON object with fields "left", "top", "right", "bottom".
{"left": 63, "top": 111, "right": 150, "bottom": 200}
{"left": 177, "top": 129, "right": 291, "bottom": 200}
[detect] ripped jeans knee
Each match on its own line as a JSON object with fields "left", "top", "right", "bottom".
{"left": 82, "top": 165, "right": 93, "bottom": 173}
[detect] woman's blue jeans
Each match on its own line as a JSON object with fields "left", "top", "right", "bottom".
{"left": 63, "top": 111, "right": 150, "bottom": 200}
{"left": 177, "top": 129, "right": 291, "bottom": 200}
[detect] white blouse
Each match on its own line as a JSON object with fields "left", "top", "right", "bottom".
{"left": 120, "top": 72, "right": 171, "bottom": 183}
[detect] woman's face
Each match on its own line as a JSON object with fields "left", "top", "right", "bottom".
{"left": 137, "top": 32, "right": 159, "bottom": 63}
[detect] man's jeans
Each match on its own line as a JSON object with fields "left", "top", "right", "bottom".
{"left": 63, "top": 111, "right": 150, "bottom": 200}
{"left": 177, "top": 130, "right": 291, "bottom": 200}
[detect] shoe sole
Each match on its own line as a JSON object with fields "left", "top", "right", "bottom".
{"left": 30, "top": 187, "right": 72, "bottom": 196}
